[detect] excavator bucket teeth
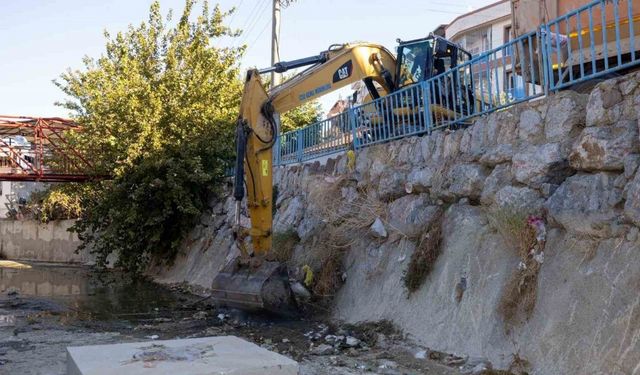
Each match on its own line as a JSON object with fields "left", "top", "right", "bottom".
{"left": 211, "top": 258, "right": 297, "bottom": 315}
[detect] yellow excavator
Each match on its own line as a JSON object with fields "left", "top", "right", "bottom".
{"left": 211, "top": 35, "right": 472, "bottom": 314}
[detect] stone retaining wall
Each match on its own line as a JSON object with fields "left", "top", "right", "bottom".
{"left": 155, "top": 72, "right": 640, "bottom": 375}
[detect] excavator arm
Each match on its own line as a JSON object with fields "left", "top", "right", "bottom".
{"left": 236, "top": 42, "right": 397, "bottom": 257}
{"left": 213, "top": 43, "right": 398, "bottom": 313}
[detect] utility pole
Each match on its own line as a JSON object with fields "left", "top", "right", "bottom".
{"left": 270, "top": 0, "right": 281, "bottom": 88}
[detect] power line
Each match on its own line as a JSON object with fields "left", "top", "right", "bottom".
{"left": 236, "top": 0, "right": 271, "bottom": 47}
{"left": 245, "top": 19, "right": 271, "bottom": 54}
{"left": 227, "top": 0, "right": 244, "bottom": 28}
{"left": 244, "top": 0, "right": 270, "bottom": 35}
{"left": 235, "top": 0, "right": 264, "bottom": 37}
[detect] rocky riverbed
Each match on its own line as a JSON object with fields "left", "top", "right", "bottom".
{"left": 0, "top": 261, "right": 506, "bottom": 375}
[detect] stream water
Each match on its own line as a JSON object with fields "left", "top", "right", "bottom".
{"left": 0, "top": 261, "right": 185, "bottom": 321}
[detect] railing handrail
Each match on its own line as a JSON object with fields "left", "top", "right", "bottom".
{"left": 269, "top": 0, "right": 638, "bottom": 168}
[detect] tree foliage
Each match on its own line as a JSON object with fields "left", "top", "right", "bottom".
{"left": 74, "top": 137, "right": 226, "bottom": 273}
{"left": 280, "top": 101, "right": 323, "bottom": 133}
{"left": 56, "top": 0, "right": 242, "bottom": 175}
{"left": 28, "top": 184, "right": 87, "bottom": 223}
{"left": 54, "top": 0, "right": 243, "bottom": 272}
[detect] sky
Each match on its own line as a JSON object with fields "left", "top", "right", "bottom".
{"left": 0, "top": 0, "right": 497, "bottom": 118}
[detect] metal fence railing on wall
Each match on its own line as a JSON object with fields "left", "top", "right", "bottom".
{"left": 276, "top": 110, "right": 353, "bottom": 165}
{"left": 272, "top": 0, "right": 640, "bottom": 166}
{"left": 276, "top": 30, "right": 546, "bottom": 162}
{"left": 424, "top": 30, "right": 545, "bottom": 132}
{"left": 542, "top": 0, "right": 638, "bottom": 90}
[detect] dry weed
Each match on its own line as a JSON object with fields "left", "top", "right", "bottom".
{"left": 455, "top": 274, "right": 467, "bottom": 303}
{"left": 308, "top": 175, "right": 386, "bottom": 248}
{"left": 300, "top": 175, "right": 387, "bottom": 298}
{"left": 312, "top": 247, "right": 344, "bottom": 297}
{"left": 271, "top": 229, "right": 300, "bottom": 264}
{"left": 487, "top": 206, "right": 544, "bottom": 328}
{"left": 486, "top": 207, "right": 537, "bottom": 260}
{"left": 403, "top": 209, "right": 444, "bottom": 295}
{"left": 477, "top": 370, "right": 516, "bottom": 375}
{"left": 498, "top": 264, "right": 541, "bottom": 326}
{"left": 308, "top": 171, "right": 448, "bottom": 297}
{"left": 508, "top": 353, "right": 531, "bottom": 374}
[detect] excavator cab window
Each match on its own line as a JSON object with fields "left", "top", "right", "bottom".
{"left": 397, "top": 40, "right": 432, "bottom": 88}
{"left": 394, "top": 36, "right": 475, "bottom": 118}
{"left": 433, "top": 39, "right": 458, "bottom": 73}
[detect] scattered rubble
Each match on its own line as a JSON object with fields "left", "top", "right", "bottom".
{"left": 311, "top": 344, "right": 334, "bottom": 356}
{"left": 370, "top": 217, "right": 388, "bottom": 238}
{"left": 1, "top": 271, "right": 518, "bottom": 375}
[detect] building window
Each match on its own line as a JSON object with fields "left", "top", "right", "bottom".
{"left": 464, "top": 26, "right": 492, "bottom": 57}
{"left": 504, "top": 25, "right": 513, "bottom": 56}
{"left": 504, "top": 25, "right": 512, "bottom": 43}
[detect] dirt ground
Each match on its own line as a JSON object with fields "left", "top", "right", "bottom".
{"left": 0, "top": 263, "right": 493, "bottom": 375}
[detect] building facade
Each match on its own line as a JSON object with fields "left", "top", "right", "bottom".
{"left": 440, "top": 0, "right": 529, "bottom": 102}
{"left": 445, "top": 1, "right": 512, "bottom": 57}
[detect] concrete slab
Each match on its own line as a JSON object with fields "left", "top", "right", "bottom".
{"left": 66, "top": 336, "right": 299, "bottom": 375}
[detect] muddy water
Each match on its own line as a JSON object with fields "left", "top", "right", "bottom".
{"left": 0, "top": 261, "right": 185, "bottom": 321}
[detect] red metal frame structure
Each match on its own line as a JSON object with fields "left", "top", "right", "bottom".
{"left": 0, "top": 115, "right": 99, "bottom": 182}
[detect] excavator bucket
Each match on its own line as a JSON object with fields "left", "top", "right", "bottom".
{"left": 211, "top": 258, "right": 297, "bottom": 315}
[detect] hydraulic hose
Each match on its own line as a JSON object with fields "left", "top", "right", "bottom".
{"left": 233, "top": 120, "right": 247, "bottom": 202}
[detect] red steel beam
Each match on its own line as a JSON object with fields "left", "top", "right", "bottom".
{"left": 0, "top": 174, "right": 105, "bottom": 182}
{"left": 0, "top": 115, "right": 106, "bottom": 182}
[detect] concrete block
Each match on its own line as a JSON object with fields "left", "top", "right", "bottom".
{"left": 66, "top": 336, "right": 299, "bottom": 375}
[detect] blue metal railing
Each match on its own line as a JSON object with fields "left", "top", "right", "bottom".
{"left": 542, "top": 0, "right": 638, "bottom": 90}
{"left": 273, "top": 0, "right": 639, "bottom": 166}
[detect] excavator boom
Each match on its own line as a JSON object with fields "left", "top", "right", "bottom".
{"left": 211, "top": 37, "right": 472, "bottom": 313}
{"left": 211, "top": 42, "right": 398, "bottom": 313}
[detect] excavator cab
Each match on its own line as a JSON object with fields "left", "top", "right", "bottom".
{"left": 395, "top": 35, "right": 475, "bottom": 117}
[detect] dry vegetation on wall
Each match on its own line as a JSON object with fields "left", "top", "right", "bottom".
{"left": 403, "top": 209, "right": 444, "bottom": 295}
{"left": 487, "top": 207, "right": 545, "bottom": 328}
{"left": 499, "top": 263, "right": 541, "bottom": 327}
{"left": 508, "top": 353, "right": 532, "bottom": 375}
{"left": 302, "top": 175, "right": 387, "bottom": 297}
{"left": 271, "top": 229, "right": 300, "bottom": 264}
{"left": 312, "top": 249, "right": 344, "bottom": 297}
{"left": 309, "top": 176, "right": 386, "bottom": 247}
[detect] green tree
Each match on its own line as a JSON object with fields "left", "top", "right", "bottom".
{"left": 280, "top": 101, "right": 323, "bottom": 133}
{"left": 54, "top": 0, "right": 244, "bottom": 272}
{"left": 56, "top": 0, "right": 242, "bottom": 175}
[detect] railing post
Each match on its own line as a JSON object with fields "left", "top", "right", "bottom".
{"left": 296, "top": 128, "right": 303, "bottom": 163}
{"left": 538, "top": 27, "right": 551, "bottom": 96}
{"left": 348, "top": 108, "right": 359, "bottom": 149}
{"left": 422, "top": 81, "right": 432, "bottom": 135}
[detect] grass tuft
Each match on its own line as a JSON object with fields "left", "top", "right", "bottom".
{"left": 271, "top": 229, "right": 300, "bottom": 264}
{"left": 487, "top": 207, "right": 544, "bottom": 328}
{"left": 403, "top": 210, "right": 444, "bottom": 295}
